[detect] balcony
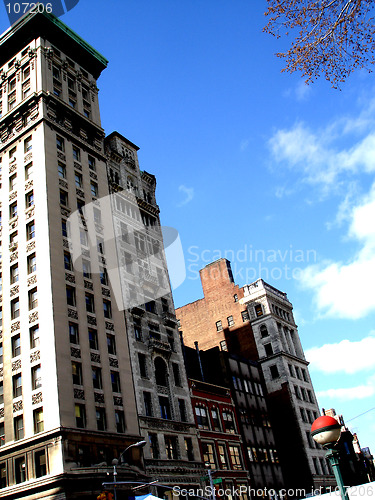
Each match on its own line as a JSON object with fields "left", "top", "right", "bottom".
{"left": 148, "top": 338, "right": 171, "bottom": 355}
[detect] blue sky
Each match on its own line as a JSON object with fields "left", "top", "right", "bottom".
{"left": 2, "top": 0, "right": 375, "bottom": 455}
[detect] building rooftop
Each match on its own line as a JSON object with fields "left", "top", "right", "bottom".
{"left": 0, "top": 10, "right": 108, "bottom": 78}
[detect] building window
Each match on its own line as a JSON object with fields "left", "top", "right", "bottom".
{"left": 96, "top": 408, "right": 107, "bottom": 431}
{"left": 92, "top": 367, "right": 102, "bottom": 389}
{"left": 58, "top": 161, "right": 66, "bottom": 178}
{"left": 15, "top": 455, "right": 26, "bottom": 483}
{"left": 72, "top": 362, "right": 83, "bottom": 385}
{"left": 159, "top": 396, "right": 171, "bottom": 420}
{"left": 216, "top": 320, "right": 222, "bottom": 331}
{"left": 99, "top": 266, "right": 108, "bottom": 285}
{"left": 228, "top": 446, "right": 242, "bottom": 470}
{"left": 9, "top": 173, "right": 17, "bottom": 191}
{"left": 222, "top": 410, "right": 236, "bottom": 433}
{"left": 35, "top": 450, "right": 47, "bottom": 477}
{"left": 29, "top": 288, "right": 38, "bottom": 310}
{"left": 80, "top": 229, "right": 88, "bottom": 246}
{"left": 82, "top": 259, "right": 91, "bottom": 279}
{"left": 134, "top": 317, "right": 142, "bottom": 341}
{"left": 27, "top": 253, "right": 37, "bottom": 274}
{"left": 75, "top": 404, "right": 86, "bottom": 428}
{"left": 0, "top": 382, "right": 3, "bottom": 405}
{"left": 33, "top": 408, "right": 44, "bottom": 433}
{"left": 270, "top": 364, "right": 279, "bottom": 379}
{"left": 218, "top": 444, "right": 228, "bottom": 469}
{"left": 62, "top": 219, "right": 69, "bottom": 238}
{"left": 241, "top": 310, "right": 249, "bottom": 322}
{"left": 115, "top": 410, "right": 126, "bottom": 433}
{"left": 202, "top": 442, "right": 216, "bottom": 468}
{"left": 88, "top": 328, "right": 98, "bottom": 350}
{"left": 178, "top": 399, "right": 187, "bottom": 422}
{"left": 149, "top": 433, "right": 159, "bottom": 459}
{"left": 107, "top": 334, "right": 116, "bottom": 355}
{"left": 220, "top": 340, "right": 228, "bottom": 351}
{"left": 88, "top": 155, "right": 96, "bottom": 170}
{"left": 26, "top": 190, "right": 34, "bottom": 207}
{"left": 56, "top": 135, "right": 64, "bottom": 151}
{"left": 143, "top": 391, "right": 153, "bottom": 416}
{"left": 254, "top": 304, "right": 263, "bottom": 317}
{"left": 26, "top": 220, "right": 35, "bottom": 240}
{"left": 85, "top": 293, "right": 95, "bottom": 313}
{"left": 10, "top": 264, "right": 19, "bottom": 284}
{"left": 72, "top": 145, "right": 80, "bottom": 162}
{"left": 145, "top": 300, "right": 156, "bottom": 313}
{"left": 24, "top": 136, "right": 32, "bottom": 153}
{"left": 30, "top": 325, "right": 40, "bottom": 348}
{"left": 14, "top": 416, "right": 24, "bottom": 440}
{"left": 11, "top": 334, "right": 21, "bottom": 358}
{"left": 260, "top": 325, "right": 269, "bottom": 338}
{"left": 69, "top": 323, "right": 79, "bottom": 344}
{"left": 60, "top": 189, "right": 68, "bottom": 206}
{"left": 64, "top": 251, "right": 73, "bottom": 271}
{"left": 25, "top": 162, "right": 33, "bottom": 179}
{"left": 0, "top": 462, "right": 6, "bottom": 487}
{"left": 74, "top": 172, "right": 82, "bottom": 188}
{"left": 97, "top": 237, "right": 105, "bottom": 254}
{"left": 264, "top": 343, "right": 273, "bottom": 356}
{"left": 172, "top": 363, "right": 182, "bottom": 386}
{"left": 9, "top": 202, "right": 17, "bottom": 219}
{"left": 66, "top": 286, "right": 76, "bottom": 306}
{"left": 138, "top": 353, "right": 147, "bottom": 378}
{"left": 185, "top": 437, "right": 194, "bottom": 461}
{"left": 154, "top": 357, "right": 168, "bottom": 386}
{"left": 233, "top": 294, "right": 238, "bottom": 302}
{"left": 195, "top": 405, "right": 210, "bottom": 429}
{"left": 211, "top": 407, "right": 221, "bottom": 431}
{"left": 111, "top": 371, "right": 121, "bottom": 393}
{"left": 90, "top": 182, "right": 98, "bottom": 197}
{"left": 11, "top": 298, "right": 20, "bottom": 319}
{"left": 164, "top": 436, "right": 178, "bottom": 459}
{"left": 103, "top": 300, "right": 112, "bottom": 319}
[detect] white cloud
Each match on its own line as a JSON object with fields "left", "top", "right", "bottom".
{"left": 299, "top": 184, "right": 375, "bottom": 319}
{"left": 177, "top": 185, "right": 194, "bottom": 207}
{"left": 316, "top": 382, "right": 375, "bottom": 401}
{"left": 306, "top": 334, "right": 375, "bottom": 374}
{"left": 240, "top": 139, "right": 250, "bottom": 151}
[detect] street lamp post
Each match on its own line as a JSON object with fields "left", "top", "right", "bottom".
{"left": 205, "top": 463, "right": 216, "bottom": 500}
{"left": 311, "top": 415, "right": 349, "bottom": 500}
{"left": 112, "top": 440, "right": 147, "bottom": 500}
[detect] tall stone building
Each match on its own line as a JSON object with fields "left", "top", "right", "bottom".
{"left": 176, "top": 258, "right": 335, "bottom": 493}
{"left": 0, "top": 10, "right": 201, "bottom": 499}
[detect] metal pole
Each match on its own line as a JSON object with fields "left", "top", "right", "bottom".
{"left": 113, "top": 462, "right": 117, "bottom": 500}
{"left": 207, "top": 468, "right": 216, "bottom": 500}
{"left": 325, "top": 448, "right": 349, "bottom": 500}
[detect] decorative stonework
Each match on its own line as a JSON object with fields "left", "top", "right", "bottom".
{"left": 32, "top": 392, "right": 43, "bottom": 405}
{"left": 74, "top": 161, "right": 82, "bottom": 171}
{"left": 10, "top": 285, "right": 19, "bottom": 297}
{"left": 27, "top": 275, "right": 37, "bottom": 287}
{"left": 9, "top": 163, "right": 16, "bottom": 174}
{"left": 109, "top": 357, "right": 118, "bottom": 368}
{"left": 10, "top": 251, "right": 18, "bottom": 263}
{"left": 0, "top": 368, "right": 3, "bottom": 378}
{"left": 12, "top": 359, "right": 21, "bottom": 371}
{"left": 13, "top": 400, "right": 23, "bottom": 413}
{"left": 57, "top": 151, "right": 66, "bottom": 161}
{"left": 76, "top": 189, "right": 85, "bottom": 199}
{"left": 74, "top": 389, "right": 85, "bottom": 400}
{"left": 65, "top": 273, "right": 75, "bottom": 284}
{"left": 94, "top": 392, "right": 105, "bottom": 403}
{"left": 102, "top": 287, "right": 110, "bottom": 297}
{"left": 30, "top": 350, "right": 40, "bottom": 363}
{"left": 0, "top": 408, "right": 4, "bottom": 418}
{"left": 9, "top": 191, "right": 17, "bottom": 201}
{"left": 105, "top": 322, "right": 114, "bottom": 331}
{"left": 87, "top": 315, "right": 97, "bottom": 325}
{"left": 9, "top": 219, "right": 18, "bottom": 230}
{"left": 95, "top": 224, "right": 104, "bottom": 235}
{"left": 11, "top": 321, "right": 20, "bottom": 333}
{"left": 71, "top": 347, "right": 81, "bottom": 358}
{"left": 68, "top": 308, "right": 78, "bottom": 319}
{"left": 60, "top": 207, "right": 71, "bottom": 217}
{"left": 82, "top": 249, "right": 90, "bottom": 258}
{"left": 89, "top": 171, "right": 98, "bottom": 181}
{"left": 25, "top": 179, "right": 33, "bottom": 191}
{"left": 26, "top": 241, "right": 36, "bottom": 252}
{"left": 63, "top": 239, "right": 71, "bottom": 249}
{"left": 90, "top": 352, "right": 101, "bottom": 363}
{"left": 84, "top": 280, "right": 93, "bottom": 290}
{"left": 59, "top": 179, "right": 68, "bottom": 189}
{"left": 26, "top": 206, "right": 35, "bottom": 219}
{"left": 29, "top": 311, "right": 38, "bottom": 323}
{"left": 113, "top": 396, "right": 123, "bottom": 406}
{"left": 24, "top": 152, "right": 32, "bottom": 163}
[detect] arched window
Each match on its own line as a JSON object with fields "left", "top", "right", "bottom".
{"left": 154, "top": 357, "right": 168, "bottom": 386}
{"left": 260, "top": 325, "right": 269, "bottom": 338}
